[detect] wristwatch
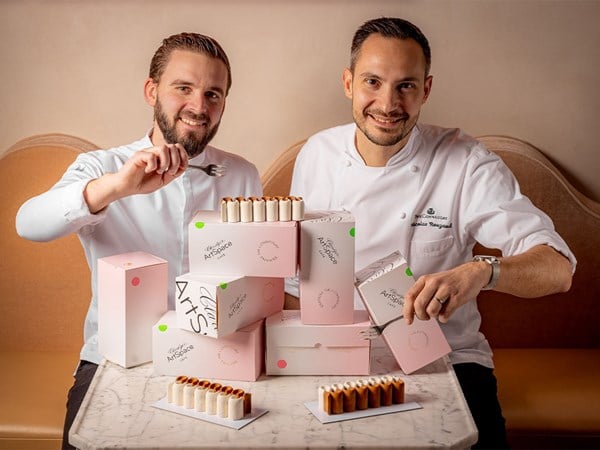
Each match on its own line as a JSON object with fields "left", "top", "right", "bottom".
{"left": 473, "top": 255, "right": 501, "bottom": 290}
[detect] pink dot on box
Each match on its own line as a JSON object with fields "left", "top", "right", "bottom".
{"left": 277, "top": 359, "right": 287, "bottom": 369}
{"left": 131, "top": 277, "right": 140, "bottom": 286}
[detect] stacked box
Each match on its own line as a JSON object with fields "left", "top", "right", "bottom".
{"left": 98, "top": 251, "right": 168, "bottom": 368}
{"left": 299, "top": 211, "right": 355, "bottom": 325}
{"left": 150, "top": 210, "right": 291, "bottom": 381}
{"left": 188, "top": 211, "right": 297, "bottom": 277}
{"left": 355, "top": 251, "right": 451, "bottom": 374}
{"left": 265, "top": 310, "right": 371, "bottom": 375}
{"left": 153, "top": 311, "right": 263, "bottom": 381}
{"left": 175, "top": 273, "right": 283, "bottom": 338}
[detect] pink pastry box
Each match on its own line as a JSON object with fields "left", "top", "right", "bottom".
{"left": 153, "top": 311, "right": 264, "bottom": 381}
{"left": 188, "top": 210, "right": 297, "bottom": 277}
{"left": 299, "top": 211, "right": 355, "bottom": 325}
{"left": 355, "top": 251, "right": 451, "bottom": 374}
{"left": 175, "top": 272, "right": 284, "bottom": 338}
{"left": 98, "top": 251, "right": 168, "bottom": 368}
{"left": 265, "top": 310, "right": 370, "bottom": 376}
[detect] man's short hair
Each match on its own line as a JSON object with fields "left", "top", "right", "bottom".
{"left": 149, "top": 32, "right": 232, "bottom": 94}
{"left": 350, "top": 17, "right": 431, "bottom": 76}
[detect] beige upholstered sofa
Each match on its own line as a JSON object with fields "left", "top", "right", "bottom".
{"left": 1, "top": 133, "right": 598, "bottom": 449}
{"left": 0, "top": 134, "right": 96, "bottom": 450}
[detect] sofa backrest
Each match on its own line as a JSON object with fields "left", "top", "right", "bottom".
{"left": 0, "top": 134, "right": 98, "bottom": 352}
{"left": 475, "top": 136, "right": 600, "bottom": 348}
{"left": 262, "top": 135, "right": 600, "bottom": 349}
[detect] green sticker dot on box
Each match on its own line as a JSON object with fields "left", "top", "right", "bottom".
{"left": 349, "top": 227, "right": 355, "bottom": 237}
{"left": 219, "top": 283, "right": 228, "bottom": 290}
{"left": 195, "top": 222, "right": 205, "bottom": 229}
{"left": 405, "top": 267, "right": 413, "bottom": 277}
{"left": 158, "top": 324, "right": 168, "bottom": 332}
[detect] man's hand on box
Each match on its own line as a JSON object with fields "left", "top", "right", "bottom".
{"left": 402, "top": 261, "right": 490, "bottom": 325}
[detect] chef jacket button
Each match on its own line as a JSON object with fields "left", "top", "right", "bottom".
{"left": 410, "top": 165, "right": 418, "bottom": 173}
{"left": 345, "top": 160, "right": 352, "bottom": 167}
{"left": 400, "top": 212, "right": 406, "bottom": 219}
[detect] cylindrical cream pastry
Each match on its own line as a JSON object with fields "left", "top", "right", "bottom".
{"left": 216, "top": 392, "right": 230, "bottom": 418}
{"left": 183, "top": 378, "right": 199, "bottom": 409}
{"left": 278, "top": 197, "right": 291, "bottom": 221}
{"left": 342, "top": 381, "right": 357, "bottom": 413}
{"left": 265, "top": 197, "right": 279, "bottom": 222}
{"left": 172, "top": 375, "right": 188, "bottom": 406}
{"left": 230, "top": 388, "right": 251, "bottom": 415}
{"left": 367, "top": 379, "right": 381, "bottom": 409}
{"left": 379, "top": 378, "right": 393, "bottom": 407}
{"left": 228, "top": 392, "right": 245, "bottom": 420}
{"left": 386, "top": 375, "right": 405, "bottom": 404}
{"left": 220, "top": 198, "right": 230, "bottom": 222}
{"left": 227, "top": 198, "right": 240, "bottom": 222}
{"left": 318, "top": 385, "right": 331, "bottom": 412}
{"left": 251, "top": 197, "right": 265, "bottom": 222}
{"left": 239, "top": 197, "right": 253, "bottom": 222}
{"left": 355, "top": 380, "right": 369, "bottom": 410}
{"left": 194, "top": 386, "right": 207, "bottom": 412}
{"left": 205, "top": 389, "right": 218, "bottom": 415}
{"left": 291, "top": 196, "right": 305, "bottom": 221}
{"left": 330, "top": 385, "right": 344, "bottom": 414}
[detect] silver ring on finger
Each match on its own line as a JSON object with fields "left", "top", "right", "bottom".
{"left": 433, "top": 296, "right": 447, "bottom": 305}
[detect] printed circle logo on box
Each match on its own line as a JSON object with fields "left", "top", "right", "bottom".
{"left": 217, "top": 345, "right": 239, "bottom": 366}
{"left": 317, "top": 288, "right": 340, "bottom": 310}
{"left": 408, "top": 330, "right": 430, "bottom": 351}
{"left": 257, "top": 240, "right": 279, "bottom": 262}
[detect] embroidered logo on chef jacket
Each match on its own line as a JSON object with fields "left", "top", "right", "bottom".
{"left": 411, "top": 207, "right": 453, "bottom": 230}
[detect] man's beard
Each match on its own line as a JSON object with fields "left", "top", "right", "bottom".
{"left": 154, "top": 99, "right": 220, "bottom": 158}
{"left": 354, "top": 109, "right": 417, "bottom": 148}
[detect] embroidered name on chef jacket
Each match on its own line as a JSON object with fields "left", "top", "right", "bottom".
{"left": 411, "top": 207, "right": 453, "bottom": 230}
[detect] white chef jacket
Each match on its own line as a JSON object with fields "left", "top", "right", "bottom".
{"left": 16, "top": 134, "right": 262, "bottom": 365}
{"left": 289, "top": 123, "right": 576, "bottom": 368}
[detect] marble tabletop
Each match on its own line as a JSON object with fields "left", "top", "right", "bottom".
{"left": 70, "top": 341, "right": 477, "bottom": 449}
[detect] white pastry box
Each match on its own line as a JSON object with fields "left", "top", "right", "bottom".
{"left": 153, "top": 311, "right": 264, "bottom": 381}
{"left": 175, "top": 272, "right": 284, "bottom": 338}
{"left": 355, "top": 251, "right": 451, "bottom": 374}
{"left": 98, "top": 251, "right": 168, "bottom": 368}
{"left": 188, "top": 210, "right": 297, "bottom": 277}
{"left": 299, "top": 211, "right": 355, "bottom": 325}
{"left": 265, "top": 310, "right": 370, "bottom": 376}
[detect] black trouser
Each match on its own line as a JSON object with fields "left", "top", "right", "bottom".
{"left": 62, "top": 360, "right": 98, "bottom": 450}
{"left": 454, "top": 362, "right": 509, "bottom": 449}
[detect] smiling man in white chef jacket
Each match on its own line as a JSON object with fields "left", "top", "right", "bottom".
{"left": 288, "top": 17, "right": 576, "bottom": 449}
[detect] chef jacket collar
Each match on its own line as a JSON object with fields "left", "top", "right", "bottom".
{"left": 345, "top": 123, "right": 421, "bottom": 168}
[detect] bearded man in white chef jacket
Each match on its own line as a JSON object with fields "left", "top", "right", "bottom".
{"left": 288, "top": 17, "right": 575, "bottom": 449}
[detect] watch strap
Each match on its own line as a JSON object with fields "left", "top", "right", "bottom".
{"left": 473, "top": 255, "right": 501, "bottom": 290}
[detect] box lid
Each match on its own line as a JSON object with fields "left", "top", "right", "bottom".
{"left": 99, "top": 251, "right": 167, "bottom": 270}
{"left": 355, "top": 250, "right": 410, "bottom": 286}
{"left": 191, "top": 210, "right": 297, "bottom": 228}
{"left": 301, "top": 210, "right": 355, "bottom": 224}
{"left": 266, "top": 310, "right": 370, "bottom": 347}
{"left": 155, "top": 310, "right": 263, "bottom": 334}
